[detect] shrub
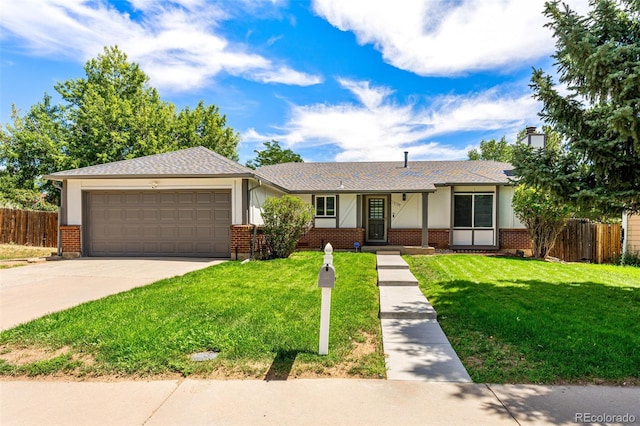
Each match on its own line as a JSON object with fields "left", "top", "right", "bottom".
{"left": 260, "top": 195, "right": 314, "bottom": 259}
{"left": 617, "top": 252, "right": 640, "bottom": 268}
{"left": 512, "top": 185, "right": 570, "bottom": 258}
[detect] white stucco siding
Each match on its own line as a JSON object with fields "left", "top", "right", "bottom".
{"left": 627, "top": 213, "right": 640, "bottom": 253}
{"left": 315, "top": 218, "right": 337, "bottom": 228}
{"left": 339, "top": 194, "right": 358, "bottom": 228}
{"left": 66, "top": 180, "right": 83, "bottom": 225}
{"left": 391, "top": 193, "right": 421, "bottom": 228}
{"left": 65, "top": 177, "right": 245, "bottom": 226}
{"left": 249, "top": 184, "right": 286, "bottom": 225}
{"left": 428, "top": 187, "right": 451, "bottom": 228}
{"left": 498, "top": 186, "right": 525, "bottom": 229}
{"left": 297, "top": 194, "right": 313, "bottom": 204}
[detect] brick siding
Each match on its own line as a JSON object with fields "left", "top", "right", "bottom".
{"left": 230, "top": 225, "right": 531, "bottom": 258}
{"left": 388, "top": 229, "right": 422, "bottom": 246}
{"left": 298, "top": 228, "right": 365, "bottom": 250}
{"left": 231, "top": 225, "right": 365, "bottom": 259}
{"left": 60, "top": 225, "right": 81, "bottom": 254}
{"left": 499, "top": 228, "right": 532, "bottom": 249}
{"left": 427, "top": 229, "right": 450, "bottom": 248}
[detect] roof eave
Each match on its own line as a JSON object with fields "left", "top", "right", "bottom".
{"left": 285, "top": 188, "right": 437, "bottom": 194}
{"left": 44, "top": 172, "right": 255, "bottom": 181}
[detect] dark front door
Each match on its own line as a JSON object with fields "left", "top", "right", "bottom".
{"left": 366, "top": 196, "right": 387, "bottom": 242}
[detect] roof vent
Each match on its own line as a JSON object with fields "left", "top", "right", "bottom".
{"left": 404, "top": 151, "right": 409, "bottom": 168}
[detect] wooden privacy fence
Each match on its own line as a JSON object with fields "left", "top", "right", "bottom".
{"left": 549, "top": 219, "right": 621, "bottom": 264}
{"left": 0, "top": 208, "right": 58, "bottom": 247}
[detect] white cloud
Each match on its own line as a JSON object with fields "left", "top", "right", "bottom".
{"left": 248, "top": 67, "right": 324, "bottom": 86}
{"left": 0, "top": 0, "right": 321, "bottom": 91}
{"left": 313, "top": 0, "right": 589, "bottom": 76}
{"left": 243, "top": 78, "right": 540, "bottom": 162}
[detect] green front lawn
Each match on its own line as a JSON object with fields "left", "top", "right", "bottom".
{"left": 0, "top": 252, "right": 385, "bottom": 379}
{"left": 407, "top": 255, "right": 640, "bottom": 385}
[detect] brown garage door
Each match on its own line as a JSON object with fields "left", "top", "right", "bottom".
{"left": 85, "top": 190, "right": 231, "bottom": 257}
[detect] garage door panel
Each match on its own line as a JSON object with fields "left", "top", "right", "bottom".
{"left": 214, "top": 209, "right": 230, "bottom": 221}
{"left": 124, "top": 209, "right": 141, "bottom": 220}
{"left": 215, "top": 192, "right": 230, "bottom": 204}
{"left": 214, "top": 225, "right": 229, "bottom": 238}
{"left": 86, "top": 190, "right": 231, "bottom": 257}
{"left": 196, "top": 193, "right": 213, "bottom": 203}
{"left": 142, "top": 209, "right": 159, "bottom": 221}
{"left": 178, "top": 209, "right": 195, "bottom": 220}
{"left": 160, "top": 193, "right": 177, "bottom": 204}
{"left": 196, "top": 209, "right": 213, "bottom": 221}
{"left": 124, "top": 193, "right": 141, "bottom": 204}
{"left": 160, "top": 209, "right": 177, "bottom": 221}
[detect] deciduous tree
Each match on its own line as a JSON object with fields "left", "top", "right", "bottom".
{"left": 512, "top": 185, "right": 570, "bottom": 258}
{"left": 467, "top": 137, "right": 512, "bottom": 162}
{"left": 0, "top": 46, "right": 240, "bottom": 208}
{"left": 246, "top": 140, "right": 303, "bottom": 169}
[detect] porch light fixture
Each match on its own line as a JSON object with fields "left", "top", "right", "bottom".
{"left": 519, "top": 126, "right": 546, "bottom": 149}
{"left": 150, "top": 181, "right": 158, "bottom": 189}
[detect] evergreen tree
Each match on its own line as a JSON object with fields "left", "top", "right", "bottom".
{"left": 522, "top": 0, "right": 640, "bottom": 213}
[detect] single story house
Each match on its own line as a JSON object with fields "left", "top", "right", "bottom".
{"left": 45, "top": 146, "right": 531, "bottom": 259}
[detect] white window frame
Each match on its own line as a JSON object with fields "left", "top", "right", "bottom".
{"left": 315, "top": 195, "right": 336, "bottom": 217}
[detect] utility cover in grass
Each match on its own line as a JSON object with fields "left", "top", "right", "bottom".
{"left": 190, "top": 351, "right": 219, "bottom": 362}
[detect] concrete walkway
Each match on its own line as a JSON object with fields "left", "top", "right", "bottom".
{"left": 377, "top": 252, "right": 471, "bottom": 382}
{"left": 0, "top": 257, "right": 225, "bottom": 330}
{"left": 2, "top": 379, "right": 638, "bottom": 425}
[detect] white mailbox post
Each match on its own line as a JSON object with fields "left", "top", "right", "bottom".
{"left": 318, "top": 243, "right": 335, "bottom": 355}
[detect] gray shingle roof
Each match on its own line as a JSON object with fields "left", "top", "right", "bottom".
{"left": 255, "top": 161, "right": 513, "bottom": 193}
{"left": 45, "top": 146, "right": 253, "bottom": 180}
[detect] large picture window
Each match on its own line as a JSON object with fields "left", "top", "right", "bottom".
{"left": 454, "top": 193, "right": 493, "bottom": 228}
{"left": 315, "top": 195, "right": 336, "bottom": 217}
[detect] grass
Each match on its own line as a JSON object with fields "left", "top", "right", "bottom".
{"left": 406, "top": 254, "right": 640, "bottom": 385}
{"left": 0, "top": 244, "right": 54, "bottom": 268}
{"left": 0, "top": 252, "right": 385, "bottom": 379}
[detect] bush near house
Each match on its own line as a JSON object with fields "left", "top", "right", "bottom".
{"left": 260, "top": 195, "right": 314, "bottom": 259}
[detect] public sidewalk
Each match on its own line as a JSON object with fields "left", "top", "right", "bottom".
{"left": 1, "top": 379, "right": 638, "bottom": 425}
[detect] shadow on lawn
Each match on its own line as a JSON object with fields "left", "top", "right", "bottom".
{"left": 264, "top": 349, "right": 314, "bottom": 381}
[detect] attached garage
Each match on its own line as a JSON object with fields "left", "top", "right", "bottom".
{"left": 84, "top": 190, "right": 231, "bottom": 257}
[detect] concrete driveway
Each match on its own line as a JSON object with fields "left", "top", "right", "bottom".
{"left": 0, "top": 257, "right": 225, "bottom": 331}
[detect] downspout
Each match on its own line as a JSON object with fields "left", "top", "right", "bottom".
{"left": 247, "top": 179, "right": 262, "bottom": 260}
{"left": 52, "top": 181, "right": 63, "bottom": 256}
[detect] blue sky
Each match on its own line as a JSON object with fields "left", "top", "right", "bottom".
{"left": 0, "top": 0, "right": 588, "bottom": 165}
